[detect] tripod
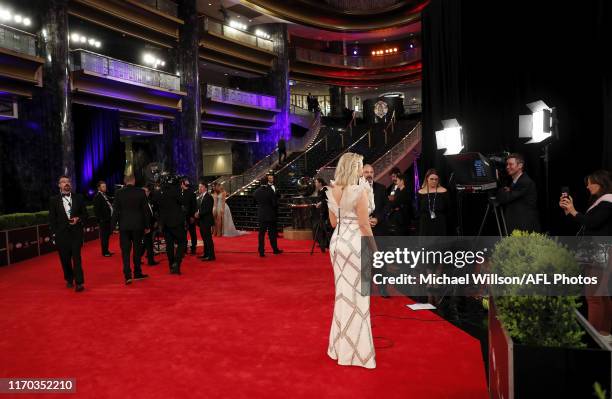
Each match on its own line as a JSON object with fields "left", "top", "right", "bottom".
{"left": 310, "top": 206, "right": 329, "bottom": 255}
{"left": 477, "top": 195, "right": 508, "bottom": 237}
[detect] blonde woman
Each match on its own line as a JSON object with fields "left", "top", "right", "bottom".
{"left": 326, "top": 152, "right": 376, "bottom": 369}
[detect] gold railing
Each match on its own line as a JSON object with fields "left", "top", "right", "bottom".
{"left": 295, "top": 47, "right": 420, "bottom": 69}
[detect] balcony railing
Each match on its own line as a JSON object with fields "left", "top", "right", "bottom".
{"left": 372, "top": 122, "right": 422, "bottom": 174}
{"left": 323, "top": 0, "right": 402, "bottom": 11}
{"left": 0, "top": 24, "right": 36, "bottom": 57}
{"left": 204, "top": 18, "right": 274, "bottom": 53}
{"left": 206, "top": 84, "right": 277, "bottom": 110}
{"left": 295, "top": 47, "right": 421, "bottom": 69}
{"left": 133, "top": 0, "right": 178, "bottom": 17}
{"left": 71, "top": 50, "right": 181, "bottom": 92}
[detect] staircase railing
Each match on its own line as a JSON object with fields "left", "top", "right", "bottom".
{"left": 316, "top": 112, "right": 399, "bottom": 182}
{"left": 372, "top": 122, "right": 422, "bottom": 174}
{"left": 287, "top": 111, "right": 321, "bottom": 152}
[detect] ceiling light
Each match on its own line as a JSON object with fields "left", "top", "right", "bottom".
{"left": 71, "top": 33, "right": 80, "bottom": 42}
{"left": 94, "top": 41, "right": 101, "bottom": 48}
{"left": 80, "top": 36, "right": 87, "bottom": 43}
{"left": 13, "top": 14, "right": 21, "bottom": 23}
{"left": 0, "top": 9, "right": 11, "bottom": 21}
{"left": 88, "top": 38, "right": 95, "bottom": 45}
{"left": 23, "top": 17, "right": 30, "bottom": 26}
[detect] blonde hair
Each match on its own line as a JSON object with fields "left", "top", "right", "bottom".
{"left": 333, "top": 153, "right": 363, "bottom": 187}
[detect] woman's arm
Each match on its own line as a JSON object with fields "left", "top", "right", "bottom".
{"left": 329, "top": 208, "right": 337, "bottom": 228}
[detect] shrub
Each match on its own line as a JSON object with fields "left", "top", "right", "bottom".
{"left": 491, "top": 231, "right": 585, "bottom": 348}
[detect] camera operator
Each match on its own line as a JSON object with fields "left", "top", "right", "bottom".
{"left": 180, "top": 178, "right": 198, "bottom": 255}
{"left": 496, "top": 153, "right": 540, "bottom": 233}
{"left": 153, "top": 176, "right": 187, "bottom": 275}
{"left": 142, "top": 185, "right": 159, "bottom": 266}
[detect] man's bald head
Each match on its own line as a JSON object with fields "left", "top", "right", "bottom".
{"left": 363, "top": 164, "right": 374, "bottom": 183}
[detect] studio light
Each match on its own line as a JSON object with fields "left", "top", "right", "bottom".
{"left": 143, "top": 53, "right": 165, "bottom": 68}
{"left": 229, "top": 20, "right": 247, "bottom": 31}
{"left": 518, "top": 100, "right": 556, "bottom": 143}
{"left": 435, "top": 118, "right": 464, "bottom": 155}
{"left": 254, "top": 29, "right": 270, "bottom": 39}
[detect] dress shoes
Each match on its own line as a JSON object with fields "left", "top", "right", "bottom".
{"left": 134, "top": 273, "right": 149, "bottom": 281}
{"left": 125, "top": 278, "right": 133, "bottom": 285}
{"left": 147, "top": 260, "right": 159, "bottom": 266}
{"left": 66, "top": 281, "right": 74, "bottom": 289}
{"left": 75, "top": 284, "right": 84, "bottom": 292}
{"left": 201, "top": 256, "right": 216, "bottom": 261}
{"left": 273, "top": 249, "right": 284, "bottom": 255}
{"left": 259, "top": 253, "right": 265, "bottom": 258}
{"left": 103, "top": 252, "right": 114, "bottom": 257}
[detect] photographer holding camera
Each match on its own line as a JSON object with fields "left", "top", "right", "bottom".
{"left": 152, "top": 175, "right": 187, "bottom": 275}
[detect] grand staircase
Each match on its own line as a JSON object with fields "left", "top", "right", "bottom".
{"left": 229, "top": 112, "right": 422, "bottom": 231}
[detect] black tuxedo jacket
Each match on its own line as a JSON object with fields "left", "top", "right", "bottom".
{"left": 254, "top": 184, "right": 278, "bottom": 223}
{"left": 93, "top": 191, "right": 113, "bottom": 223}
{"left": 181, "top": 189, "right": 198, "bottom": 219}
{"left": 145, "top": 198, "right": 157, "bottom": 229}
{"left": 153, "top": 185, "right": 185, "bottom": 229}
{"left": 49, "top": 193, "right": 86, "bottom": 239}
{"left": 111, "top": 185, "right": 150, "bottom": 231}
{"left": 198, "top": 192, "right": 215, "bottom": 227}
{"left": 371, "top": 181, "right": 388, "bottom": 235}
{"left": 497, "top": 173, "right": 540, "bottom": 233}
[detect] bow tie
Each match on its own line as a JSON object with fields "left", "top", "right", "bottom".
{"left": 62, "top": 193, "right": 71, "bottom": 197}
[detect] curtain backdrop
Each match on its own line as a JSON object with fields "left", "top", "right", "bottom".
{"left": 73, "top": 104, "right": 124, "bottom": 196}
{"left": 422, "top": 0, "right": 612, "bottom": 234}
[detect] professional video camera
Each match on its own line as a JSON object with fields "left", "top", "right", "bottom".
{"left": 144, "top": 162, "right": 184, "bottom": 187}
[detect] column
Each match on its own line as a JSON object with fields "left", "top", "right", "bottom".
{"left": 329, "top": 86, "right": 346, "bottom": 118}
{"left": 40, "top": 0, "right": 75, "bottom": 185}
{"left": 174, "top": 0, "right": 202, "bottom": 180}
{"left": 270, "top": 23, "right": 290, "bottom": 143}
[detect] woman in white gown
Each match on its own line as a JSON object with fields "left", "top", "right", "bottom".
{"left": 214, "top": 184, "right": 248, "bottom": 237}
{"left": 326, "top": 152, "right": 376, "bottom": 369}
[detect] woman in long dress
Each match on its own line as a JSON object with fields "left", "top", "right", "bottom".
{"left": 213, "top": 184, "right": 224, "bottom": 237}
{"left": 326, "top": 152, "right": 376, "bottom": 369}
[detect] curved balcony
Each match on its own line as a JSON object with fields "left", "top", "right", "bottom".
{"left": 0, "top": 24, "right": 44, "bottom": 97}
{"left": 294, "top": 47, "right": 420, "bottom": 69}
{"left": 70, "top": 49, "right": 185, "bottom": 118}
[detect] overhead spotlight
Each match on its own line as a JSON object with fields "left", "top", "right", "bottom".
{"left": 94, "top": 41, "right": 101, "bottom": 48}
{"left": 409, "top": 44, "right": 414, "bottom": 49}
{"left": 519, "top": 100, "right": 556, "bottom": 143}
{"left": 88, "top": 38, "right": 95, "bottom": 45}
{"left": 0, "top": 8, "right": 11, "bottom": 21}
{"left": 80, "top": 36, "right": 87, "bottom": 43}
{"left": 23, "top": 17, "right": 30, "bottom": 26}
{"left": 371, "top": 51, "right": 375, "bottom": 55}
{"left": 13, "top": 14, "right": 21, "bottom": 23}
{"left": 353, "top": 49, "right": 358, "bottom": 55}
{"left": 393, "top": 48, "right": 398, "bottom": 52}
{"left": 435, "top": 118, "right": 464, "bottom": 155}
{"left": 70, "top": 33, "right": 80, "bottom": 42}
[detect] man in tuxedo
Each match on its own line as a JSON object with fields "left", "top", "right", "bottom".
{"left": 496, "top": 153, "right": 540, "bottom": 234}
{"left": 142, "top": 185, "right": 159, "bottom": 266}
{"left": 154, "top": 180, "right": 187, "bottom": 275}
{"left": 253, "top": 173, "right": 283, "bottom": 257}
{"left": 180, "top": 178, "right": 198, "bottom": 255}
{"left": 386, "top": 167, "right": 401, "bottom": 198}
{"left": 363, "top": 164, "right": 388, "bottom": 236}
{"left": 93, "top": 180, "right": 114, "bottom": 257}
{"left": 196, "top": 181, "right": 216, "bottom": 261}
{"left": 112, "top": 175, "right": 150, "bottom": 284}
{"left": 49, "top": 175, "right": 86, "bottom": 292}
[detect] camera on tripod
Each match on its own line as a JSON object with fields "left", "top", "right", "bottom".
{"left": 446, "top": 152, "right": 508, "bottom": 237}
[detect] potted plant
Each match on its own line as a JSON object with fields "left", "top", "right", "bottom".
{"left": 488, "top": 231, "right": 611, "bottom": 399}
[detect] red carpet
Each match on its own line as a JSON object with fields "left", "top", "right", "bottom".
{"left": 0, "top": 234, "right": 488, "bottom": 399}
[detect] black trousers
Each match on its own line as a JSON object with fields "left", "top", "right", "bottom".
{"left": 258, "top": 221, "right": 279, "bottom": 255}
{"left": 312, "top": 215, "right": 329, "bottom": 250}
{"left": 119, "top": 229, "right": 144, "bottom": 279}
{"left": 56, "top": 229, "right": 84, "bottom": 285}
{"left": 186, "top": 220, "right": 197, "bottom": 252}
{"left": 200, "top": 223, "right": 215, "bottom": 258}
{"left": 279, "top": 149, "right": 287, "bottom": 164}
{"left": 142, "top": 230, "right": 155, "bottom": 263}
{"left": 99, "top": 221, "right": 112, "bottom": 255}
{"left": 164, "top": 225, "right": 186, "bottom": 270}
